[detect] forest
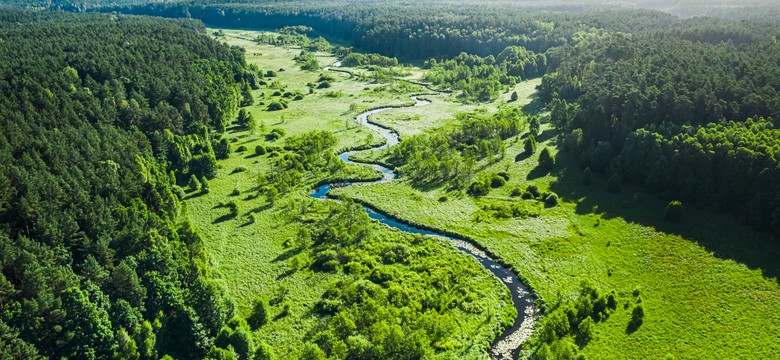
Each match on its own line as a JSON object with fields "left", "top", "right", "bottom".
{"left": 1, "top": 0, "right": 780, "bottom": 359}
{"left": 0, "top": 10, "right": 255, "bottom": 359}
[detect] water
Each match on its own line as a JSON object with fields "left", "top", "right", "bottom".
{"left": 310, "top": 67, "right": 537, "bottom": 359}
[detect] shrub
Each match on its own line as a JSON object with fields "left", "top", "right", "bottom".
{"left": 236, "top": 145, "right": 247, "bottom": 152}
{"left": 188, "top": 174, "right": 200, "bottom": 192}
{"left": 267, "top": 101, "right": 287, "bottom": 111}
{"left": 255, "top": 145, "right": 267, "bottom": 155}
{"left": 524, "top": 135, "right": 537, "bottom": 155}
{"left": 248, "top": 297, "right": 270, "bottom": 329}
{"left": 231, "top": 166, "right": 247, "bottom": 174}
{"left": 545, "top": 193, "right": 559, "bottom": 206}
{"left": 255, "top": 341, "right": 275, "bottom": 360}
{"left": 468, "top": 179, "right": 491, "bottom": 197}
{"left": 582, "top": 166, "right": 593, "bottom": 185}
{"left": 265, "top": 70, "right": 277, "bottom": 77}
{"left": 294, "top": 94, "right": 304, "bottom": 100}
{"left": 317, "top": 81, "right": 331, "bottom": 89}
{"left": 268, "top": 128, "right": 286, "bottom": 141}
{"left": 527, "top": 185, "right": 541, "bottom": 198}
{"left": 529, "top": 117, "right": 540, "bottom": 137}
{"left": 200, "top": 176, "right": 210, "bottom": 194}
{"left": 510, "top": 91, "right": 518, "bottom": 102}
{"left": 497, "top": 171, "right": 510, "bottom": 181}
{"left": 539, "top": 147, "right": 555, "bottom": 170}
{"left": 490, "top": 174, "right": 507, "bottom": 188}
{"left": 664, "top": 200, "right": 683, "bottom": 222}
{"left": 231, "top": 186, "right": 241, "bottom": 196}
{"left": 438, "top": 196, "right": 448, "bottom": 202}
{"left": 510, "top": 187, "right": 523, "bottom": 197}
{"left": 607, "top": 173, "right": 622, "bottom": 193}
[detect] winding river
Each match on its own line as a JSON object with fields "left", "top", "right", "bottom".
{"left": 310, "top": 70, "right": 537, "bottom": 359}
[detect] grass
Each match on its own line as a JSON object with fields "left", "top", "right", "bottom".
{"left": 208, "top": 28, "right": 780, "bottom": 359}
{"left": 188, "top": 29, "right": 514, "bottom": 358}
{"left": 334, "top": 125, "right": 780, "bottom": 358}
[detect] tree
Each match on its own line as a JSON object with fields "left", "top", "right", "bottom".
{"left": 510, "top": 91, "right": 519, "bottom": 102}
{"left": 189, "top": 174, "right": 201, "bottom": 192}
{"left": 529, "top": 116, "right": 540, "bottom": 138}
{"left": 545, "top": 193, "right": 559, "bottom": 206}
{"left": 214, "top": 138, "right": 231, "bottom": 160}
{"left": 201, "top": 176, "right": 210, "bottom": 194}
{"left": 607, "top": 173, "right": 622, "bottom": 193}
{"left": 248, "top": 296, "right": 270, "bottom": 330}
{"left": 664, "top": 200, "right": 683, "bottom": 222}
{"left": 266, "top": 186, "right": 279, "bottom": 205}
{"left": 524, "top": 135, "right": 537, "bottom": 155}
{"left": 115, "top": 328, "right": 140, "bottom": 360}
{"left": 538, "top": 147, "right": 555, "bottom": 170}
{"left": 254, "top": 341, "right": 276, "bottom": 360}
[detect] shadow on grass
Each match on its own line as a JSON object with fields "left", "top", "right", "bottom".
{"left": 625, "top": 319, "right": 642, "bottom": 334}
{"left": 273, "top": 247, "right": 302, "bottom": 263}
{"left": 213, "top": 213, "right": 237, "bottom": 224}
{"left": 249, "top": 203, "right": 272, "bottom": 214}
{"left": 527, "top": 165, "right": 552, "bottom": 181}
{"left": 522, "top": 96, "right": 547, "bottom": 116}
{"left": 184, "top": 191, "right": 207, "bottom": 200}
{"left": 275, "top": 267, "right": 297, "bottom": 280}
{"left": 548, "top": 148, "right": 780, "bottom": 282}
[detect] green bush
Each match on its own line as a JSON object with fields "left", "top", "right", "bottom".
{"left": 255, "top": 145, "right": 267, "bottom": 155}
{"left": 188, "top": 174, "right": 200, "bottom": 192}
{"left": 235, "top": 145, "right": 247, "bottom": 152}
{"left": 317, "top": 81, "right": 331, "bottom": 89}
{"left": 664, "top": 200, "right": 683, "bottom": 222}
{"left": 468, "top": 179, "right": 491, "bottom": 197}
{"left": 545, "top": 193, "right": 559, "bottom": 206}
{"left": 511, "top": 187, "right": 523, "bottom": 197}
{"left": 490, "top": 174, "right": 507, "bottom": 188}
{"left": 200, "top": 176, "right": 210, "bottom": 194}
{"left": 539, "top": 147, "right": 555, "bottom": 170}
{"left": 527, "top": 185, "right": 541, "bottom": 198}
{"left": 267, "top": 101, "right": 287, "bottom": 111}
{"left": 248, "top": 296, "right": 270, "bottom": 330}
{"left": 524, "top": 135, "right": 537, "bottom": 155}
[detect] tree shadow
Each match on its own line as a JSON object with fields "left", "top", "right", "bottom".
{"left": 184, "top": 191, "right": 206, "bottom": 200}
{"left": 625, "top": 319, "right": 642, "bottom": 334}
{"left": 213, "top": 213, "right": 236, "bottom": 224}
{"left": 273, "top": 247, "right": 302, "bottom": 263}
{"left": 526, "top": 165, "right": 552, "bottom": 180}
{"left": 548, "top": 148, "right": 780, "bottom": 282}
{"left": 522, "top": 96, "right": 547, "bottom": 116}
{"left": 275, "top": 267, "right": 297, "bottom": 280}
{"left": 249, "top": 203, "right": 272, "bottom": 214}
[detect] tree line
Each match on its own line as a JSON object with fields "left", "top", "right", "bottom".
{"left": 540, "top": 22, "right": 780, "bottom": 234}
{"left": 0, "top": 10, "right": 256, "bottom": 358}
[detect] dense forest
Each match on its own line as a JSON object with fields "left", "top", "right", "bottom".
{"left": 110, "top": 0, "right": 780, "bottom": 235}
{"left": 0, "top": 10, "right": 259, "bottom": 359}
{"left": 539, "top": 24, "right": 780, "bottom": 233}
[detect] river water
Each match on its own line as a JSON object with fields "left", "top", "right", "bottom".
{"left": 309, "top": 89, "right": 537, "bottom": 360}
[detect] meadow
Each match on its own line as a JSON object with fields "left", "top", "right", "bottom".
{"left": 185, "top": 29, "right": 517, "bottom": 358}
{"left": 195, "top": 28, "right": 780, "bottom": 359}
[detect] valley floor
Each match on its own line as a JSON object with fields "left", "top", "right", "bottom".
{"left": 196, "top": 28, "right": 780, "bottom": 359}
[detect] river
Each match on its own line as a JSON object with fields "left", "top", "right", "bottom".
{"left": 309, "top": 76, "right": 537, "bottom": 360}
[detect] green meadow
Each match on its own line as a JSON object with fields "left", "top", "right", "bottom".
{"left": 196, "top": 28, "right": 780, "bottom": 359}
